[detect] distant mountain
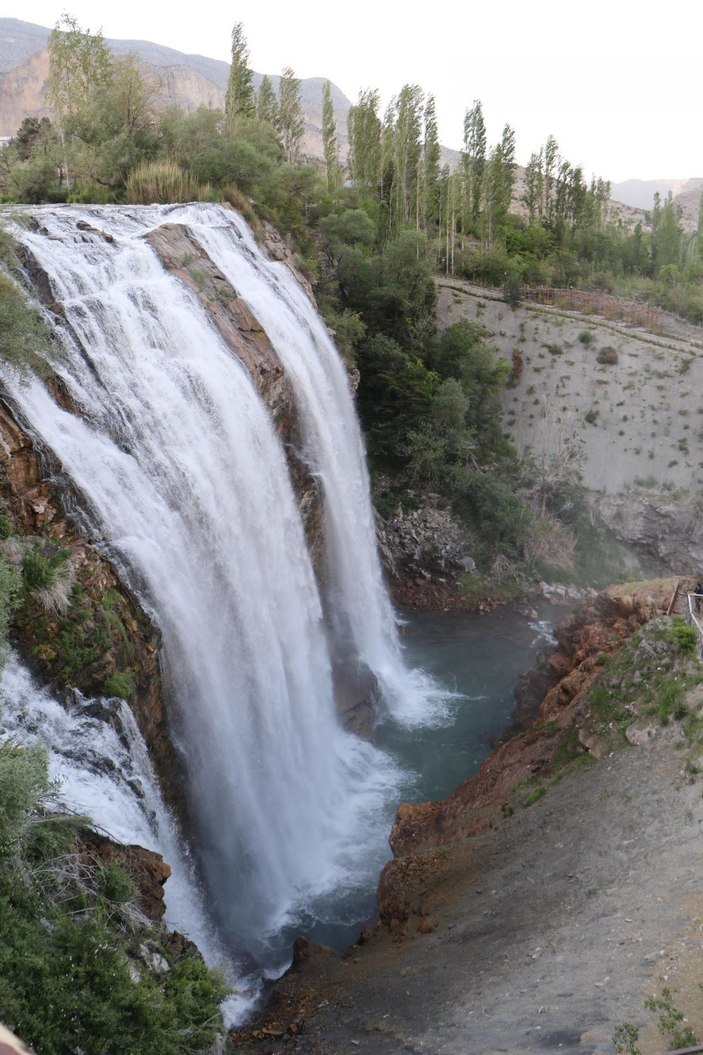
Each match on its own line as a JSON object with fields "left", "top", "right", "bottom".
{"left": 0, "top": 17, "right": 352, "bottom": 158}
{"left": 611, "top": 177, "right": 703, "bottom": 211}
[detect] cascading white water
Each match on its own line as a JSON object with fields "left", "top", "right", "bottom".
{"left": 5, "top": 203, "right": 408, "bottom": 968}
{"left": 174, "top": 204, "right": 441, "bottom": 725}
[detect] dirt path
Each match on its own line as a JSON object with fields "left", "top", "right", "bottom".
{"left": 234, "top": 722, "right": 703, "bottom": 1055}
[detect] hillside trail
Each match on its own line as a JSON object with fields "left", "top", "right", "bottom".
{"left": 233, "top": 717, "right": 703, "bottom": 1055}
{"left": 435, "top": 277, "right": 703, "bottom": 350}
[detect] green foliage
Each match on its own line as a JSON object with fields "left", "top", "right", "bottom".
{"left": 0, "top": 743, "right": 228, "bottom": 1054}
{"left": 224, "top": 22, "right": 255, "bottom": 131}
{"left": 657, "top": 680, "right": 686, "bottom": 726}
{"left": 645, "top": 988, "right": 697, "bottom": 1050}
{"left": 672, "top": 619, "right": 697, "bottom": 654}
{"left": 102, "top": 671, "right": 135, "bottom": 700}
{"left": 356, "top": 333, "right": 437, "bottom": 465}
{"left": 503, "top": 270, "right": 523, "bottom": 308}
{"left": 22, "top": 546, "right": 59, "bottom": 592}
{"left": 0, "top": 742, "right": 52, "bottom": 856}
{"left": 596, "top": 346, "right": 618, "bottom": 365}
{"left": 278, "top": 66, "right": 304, "bottom": 164}
{"left": 458, "top": 470, "right": 532, "bottom": 556}
{"left": 612, "top": 1022, "right": 641, "bottom": 1055}
{"left": 0, "top": 270, "right": 55, "bottom": 374}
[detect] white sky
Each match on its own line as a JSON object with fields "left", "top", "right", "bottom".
{"left": 13, "top": 0, "right": 703, "bottom": 184}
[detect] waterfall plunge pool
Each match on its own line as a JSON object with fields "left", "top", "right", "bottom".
{"left": 281, "top": 600, "right": 561, "bottom": 956}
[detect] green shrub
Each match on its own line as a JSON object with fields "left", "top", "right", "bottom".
{"left": 102, "top": 671, "right": 135, "bottom": 700}
{"left": 657, "top": 681, "right": 686, "bottom": 725}
{"left": 0, "top": 272, "right": 54, "bottom": 375}
{"left": 578, "top": 330, "right": 595, "bottom": 347}
{"left": 22, "top": 545, "right": 70, "bottom": 592}
{"left": 672, "top": 621, "right": 697, "bottom": 654}
{"left": 0, "top": 743, "right": 228, "bottom": 1054}
{"left": 597, "top": 346, "right": 619, "bottom": 365}
{"left": 645, "top": 988, "right": 697, "bottom": 1050}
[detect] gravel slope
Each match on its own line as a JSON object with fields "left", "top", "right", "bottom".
{"left": 233, "top": 717, "right": 703, "bottom": 1055}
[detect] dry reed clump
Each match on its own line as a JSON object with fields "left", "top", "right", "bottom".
{"left": 523, "top": 512, "right": 576, "bottom": 573}
{"left": 35, "top": 558, "right": 76, "bottom": 615}
{"left": 221, "top": 184, "right": 260, "bottom": 232}
{"left": 125, "top": 161, "right": 212, "bottom": 205}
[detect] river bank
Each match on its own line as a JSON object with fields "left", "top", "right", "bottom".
{"left": 231, "top": 579, "right": 703, "bottom": 1055}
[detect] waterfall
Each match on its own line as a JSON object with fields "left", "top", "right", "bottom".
{"left": 171, "top": 204, "right": 436, "bottom": 724}
{"left": 3, "top": 203, "right": 421, "bottom": 969}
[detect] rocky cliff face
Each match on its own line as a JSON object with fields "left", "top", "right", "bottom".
{"left": 377, "top": 498, "right": 477, "bottom": 610}
{"left": 437, "top": 279, "right": 703, "bottom": 575}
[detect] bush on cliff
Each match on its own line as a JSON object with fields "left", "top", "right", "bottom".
{"left": 0, "top": 742, "right": 228, "bottom": 1054}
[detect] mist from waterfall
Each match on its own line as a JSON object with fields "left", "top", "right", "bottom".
{"left": 3, "top": 203, "right": 441, "bottom": 974}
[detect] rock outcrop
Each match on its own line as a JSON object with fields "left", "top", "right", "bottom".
{"left": 378, "top": 499, "right": 476, "bottom": 610}
{"left": 80, "top": 829, "right": 171, "bottom": 921}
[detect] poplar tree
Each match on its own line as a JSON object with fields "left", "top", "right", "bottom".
{"left": 224, "top": 22, "right": 255, "bottom": 133}
{"left": 422, "top": 93, "right": 441, "bottom": 235}
{"left": 391, "top": 85, "right": 423, "bottom": 228}
{"left": 483, "top": 123, "right": 516, "bottom": 246}
{"left": 256, "top": 75, "right": 278, "bottom": 128}
{"left": 523, "top": 149, "right": 543, "bottom": 223}
{"left": 347, "top": 89, "right": 382, "bottom": 189}
{"left": 322, "top": 80, "right": 340, "bottom": 197}
{"left": 278, "top": 66, "right": 304, "bottom": 163}
{"left": 542, "top": 134, "right": 559, "bottom": 224}
{"left": 462, "top": 99, "right": 486, "bottom": 228}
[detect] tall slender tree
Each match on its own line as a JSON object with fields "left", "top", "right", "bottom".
{"left": 256, "top": 74, "right": 278, "bottom": 128}
{"left": 47, "top": 14, "right": 111, "bottom": 184}
{"left": 462, "top": 100, "right": 486, "bottom": 228}
{"left": 523, "top": 149, "right": 543, "bottom": 223}
{"left": 278, "top": 66, "right": 304, "bottom": 163}
{"left": 542, "top": 134, "right": 559, "bottom": 224}
{"left": 322, "top": 80, "right": 340, "bottom": 197}
{"left": 422, "top": 93, "right": 441, "bottom": 236}
{"left": 224, "top": 22, "right": 255, "bottom": 133}
{"left": 347, "top": 89, "right": 382, "bottom": 189}
{"left": 391, "top": 84, "right": 423, "bottom": 228}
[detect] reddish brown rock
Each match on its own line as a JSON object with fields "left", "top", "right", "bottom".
{"left": 80, "top": 829, "right": 171, "bottom": 921}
